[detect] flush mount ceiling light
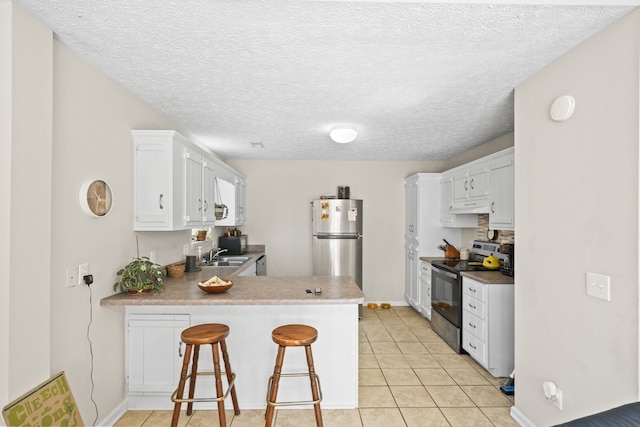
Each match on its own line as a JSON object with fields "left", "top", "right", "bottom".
{"left": 250, "top": 142, "right": 264, "bottom": 148}
{"left": 329, "top": 127, "right": 358, "bottom": 144}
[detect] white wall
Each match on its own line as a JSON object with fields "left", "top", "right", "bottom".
{"left": 0, "top": 3, "right": 53, "bottom": 413}
{"left": 513, "top": 9, "right": 640, "bottom": 426}
{"left": 0, "top": 2, "right": 12, "bottom": 409}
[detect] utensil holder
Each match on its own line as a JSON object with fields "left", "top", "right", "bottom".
{"left": 445, "top": 246, "right": 460, "bottom": 259}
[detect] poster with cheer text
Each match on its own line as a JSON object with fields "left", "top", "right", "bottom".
{"left": 2, "top": 371, "right": 83, "bottom": 427}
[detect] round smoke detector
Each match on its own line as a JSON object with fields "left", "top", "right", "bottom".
{"left": 550, "top": 95, "right": 575, "bottom": 122}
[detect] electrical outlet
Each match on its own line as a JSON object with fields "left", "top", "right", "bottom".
{"left": 78, "top": 263, "right": 89, "bottom": 286}
{"left": 552, "top": 388, "right": 563, "bottom": 410}
{"left": 66, "top": 267, "right": 76, "bottom": 287}
{"left": 543, "top": 381, "right": 563, "bottom": 410}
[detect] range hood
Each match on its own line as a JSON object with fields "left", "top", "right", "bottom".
{"left": 449, "top": 203, "right": 491, "bottom": 215}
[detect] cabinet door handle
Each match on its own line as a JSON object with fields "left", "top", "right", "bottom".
{"left": 469, "top": 303, "right": 476, "bottom": 309}
{"left": 159, "top": 194, "right": 164, "bottom": 210}
{"left": 469, "top": 343, "right": 477, "bottom": 350}
{"left": 468, "top": 287, "right": 476, "bottom": 293}
{"left": 491, "top": 201, "right": 495, "bottom": 213}
{"left": 470, "top": 178, "right": 474, "bottom": 189}
{"left": 203, "top": 199, "right": 208, "bottom": 213}
{"left": 468, "top": 322, "right": 476, "bottom": 329}
{"left": 198, "top": 198, "right": 202, "bottom": 212}
{"left": 178, "top": 341, "right": 184, "bottom": 357}
{"left": 464, "top": 180, "right": 468, "bottom": 191}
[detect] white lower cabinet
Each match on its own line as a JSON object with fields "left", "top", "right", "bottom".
{"left": 127, "top": 314, "right": 190, "bottom": 394}
{"left": 418, "top": 261, "right": 432, "bottom": 320}
{"left": 404, "top": 240, "right": 419, "bottom": 310}
{"left": 462, "top": 277, "right": 514, "bottom": 377}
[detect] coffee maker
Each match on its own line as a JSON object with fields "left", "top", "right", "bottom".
{"left": 500, "top": 243, "right": 515, "bottom": 277}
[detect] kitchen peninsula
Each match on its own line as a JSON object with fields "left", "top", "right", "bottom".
{"left": 101, "top": 268, "right": 365, "bottom": 410}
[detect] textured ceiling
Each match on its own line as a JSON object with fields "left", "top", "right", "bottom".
{"left": 13, "top": 0, "right": 637, "bottom": 160}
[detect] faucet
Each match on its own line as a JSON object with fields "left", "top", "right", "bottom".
{"left": 210, "top": 248, "right": 228, "bottom": 260}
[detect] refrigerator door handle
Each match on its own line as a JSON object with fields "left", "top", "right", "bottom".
{"left": 315, "top": 233, "right": 362, "bottom": 239}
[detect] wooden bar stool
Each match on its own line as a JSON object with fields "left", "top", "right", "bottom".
{"left": 171, "top": 323, "right": 240, "bottom": 427}
{"left": 265, "top": 324, "right": 323, "bottom": 427}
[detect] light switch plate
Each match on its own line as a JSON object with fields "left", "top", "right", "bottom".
{"left": 66, "top": 267, "right": 76, "bottom": 287}
{"left": 586, "top": 272, "right": 610, "bottom": 301}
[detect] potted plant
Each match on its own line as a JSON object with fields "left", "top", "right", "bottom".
{"left": 195, "top": 229, "right": 208, "bottom": 241}
{"left": 214, "top": 203, "right": 228, "bottom": 220}
{"left": 114, "top": 257, "right": 166, "bottom": 295}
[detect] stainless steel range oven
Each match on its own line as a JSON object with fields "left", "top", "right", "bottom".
{"left": 431, "top": 261, "right": 464, "bottom": 353}
{"left": 430, "top": 240, "right": 508, "bottom": 353}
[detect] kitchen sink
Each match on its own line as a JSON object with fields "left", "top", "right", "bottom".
{"left": 203, "top": 256, "right": 251, "bottom": 267}
{"left": 218, "top": 256, "right": 251, "bottom": 263}
{"left": 203, "top": 261, "right": 234, "bottom": 267}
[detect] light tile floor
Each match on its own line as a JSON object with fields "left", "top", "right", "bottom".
{"left": 114, "top": 306, "right": 517, "bottom": 426}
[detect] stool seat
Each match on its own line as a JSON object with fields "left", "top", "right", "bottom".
{"left": 182, "top": 323, "right": 229, "bottom": 345}
{"left": 272, "top": 324, "right": 317, "bottom": 347}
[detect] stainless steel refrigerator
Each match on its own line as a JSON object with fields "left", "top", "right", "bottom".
{"left": 311, "top": 199, "right": 363, "bottom": 313}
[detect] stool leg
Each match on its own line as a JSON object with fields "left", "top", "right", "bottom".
{"left": 212, "top": 342, "right": 227, "bottom": 427}
{"left": 305, "top": 345, "right": 323, "bottom": 427}
{"left": 172, "top": 343, "right": 193, "bottom": 427}
{"left": 265, "top": 345, "right": 286, "bottom": 427}
{"left": 186, "top": 345, "right": 200, "bottom": 415}
{"left": 220, "top": 338, "right": 240, "bottom": 415}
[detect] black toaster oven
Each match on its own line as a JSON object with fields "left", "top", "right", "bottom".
{"left": 218, "top": 235, "right": 248, "bottom": 255}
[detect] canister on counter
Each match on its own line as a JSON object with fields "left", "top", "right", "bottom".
{"left": 338, "top": 185, "right": 350, "bottom": 199}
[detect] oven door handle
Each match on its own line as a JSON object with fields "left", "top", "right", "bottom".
{"left": 433, "top": 268, "right": 458, "bottom": 280}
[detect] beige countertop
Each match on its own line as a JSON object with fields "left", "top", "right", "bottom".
{"left": 419, "top": 256, "right": 449, "bottom": 263}
{"left": 461, "top": 271, "right": 514, "bottom": 285}
{"left": 101, "top": 274, "right": 365, "bottom": 306}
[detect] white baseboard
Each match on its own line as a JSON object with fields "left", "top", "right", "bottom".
{"left": 510, "top": 405, "right": 537, "bottom": 427}
{"left": 96, "top": 399, "right": 128, "bottom": 427}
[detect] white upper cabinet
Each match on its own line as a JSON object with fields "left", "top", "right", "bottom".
{"left": 234, "top": 177, "right": 247, "bottom": 225}
{"left": 452, "top": 163, "right": 490, "bottom": 212}
{"left": 133, "top": 130, "right": 245, "bottom": 231}
{"left": 440, "top": 147, "right": 514, "bottom": 230}
{"left": 202, "top": 161, "right": 218, "bottom": 225}
{"left": 184, "top": 147, "right": 203, "bottom": 226}
{"left": 184, "top": 146, "right": 218, "bottom": 227}
{"left": 488, "top": 148, "right": 515, "bottom": 230}
{"left": 440, "top": 172, "right": 478, "bottom": 228}
{"left": 133, "top": 130, "right": 186, "bottom": 231}
{"left": 213, "top": 175, "right": 247, "bottom": 227}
